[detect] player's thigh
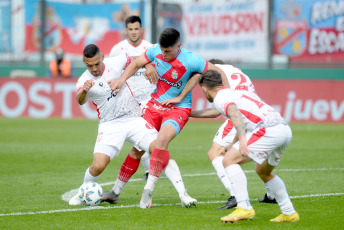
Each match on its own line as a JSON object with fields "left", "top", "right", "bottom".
{"left": 143, "top": 100, "right": 162, "bottom": 131}
{"left": 94, "top": 120, "right": 128, "bottom": 160}
{"left": 223, "top": 146, "right": 249, "bottom": 167}
{"left": 126, "top": 117, "right": 158, "bottom": 153}
{"left": 161, "top": 107, "right": 191, "bottom": 135}
{"left": 238, "top": 124, "right": 292, "bottom": 166}
{"left": 213, "top": 120, "right": 237, "bottom": 147}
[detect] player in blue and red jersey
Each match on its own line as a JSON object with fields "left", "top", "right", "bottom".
{"left": 109, "top": 28, "right": 228, "bottom": 208}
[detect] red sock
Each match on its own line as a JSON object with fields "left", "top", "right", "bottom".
{"left": 149, "top": 148, "right": 170, "bottom": 177}
{"left": 118, "top": 154, "right": 141, "bottom": 182}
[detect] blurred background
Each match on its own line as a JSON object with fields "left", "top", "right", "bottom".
{"left": 1, "top": 0, "right": 343, "bottom": 123}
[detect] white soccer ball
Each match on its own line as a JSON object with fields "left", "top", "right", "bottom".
{"left": 78, "top": 182, "right": 103, "bottom": 206}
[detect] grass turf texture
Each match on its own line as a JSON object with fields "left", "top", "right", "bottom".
{"left": 0, "top": 118, "right": 343, "bottom": 229}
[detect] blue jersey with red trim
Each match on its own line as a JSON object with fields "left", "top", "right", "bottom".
{"left": 144, "top": 44, "right": 208, "bottom": 108}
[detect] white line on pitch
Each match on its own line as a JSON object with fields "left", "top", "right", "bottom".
{"left": 1, "top": 192, "right": 343, "bottom": 217}
{"left": 61, "top": 167, "right": 344, "bottom": 202}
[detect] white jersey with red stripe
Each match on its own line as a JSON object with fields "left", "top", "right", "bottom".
{"left": 216, "top": 64, "right": 257, "bottom": 95}
{"left": 109, "top": 39, "right": 155, "bottom": 104}
{"left": 214, "top": 88, "right": 287, "bottom": 132}
{"left": 76, "top": 56, "right": 142, "bottom": 123}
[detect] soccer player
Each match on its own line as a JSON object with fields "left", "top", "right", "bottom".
{"left": 69, "top": 44, "right": 158, "bottom": 205}
{"left": 104, "top": 17, "right": 197, "bottom": 208}
{"left": 109, "top": 28, "right": 229, "bottom": 209}
{"left": 190, "top": 59, "right": 276, "bottom": 209}
{"left": 109, "top": 15, "right": 154, "bottom": 180}
{"left": 198, "top": 70, "right": 300, "bottom": 223}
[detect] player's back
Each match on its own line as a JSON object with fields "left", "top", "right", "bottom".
{"left": 216, "top": 64, "right": 257, "bottom": 95}
{"left": 214, "top": 89, "right": 286, "bottom": 131}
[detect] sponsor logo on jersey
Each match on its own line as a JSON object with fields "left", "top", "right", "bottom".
{"left": 99, "top": 82, "right": 103, "bottom": 87}
{"left": 160, "top": 76, "right": 182, "bottom": 89}
{"left": 157, "top": 63, "right": 160, "bottom": 68}
{"left": 178, "top": 115, "right": 182, "bottom": 122}
{"left": 171, "top": 70, "right": 178, "bottom": 79}
{"left": 107, "top": 92, "right": 117, "bottom": 101}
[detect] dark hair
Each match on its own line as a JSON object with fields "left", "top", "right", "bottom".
{"left": 209, "top": 59, "right": 225, "bottom": 65}
{"left": 83, "top": 44, "right": 101, "bottom": 58}
{"left": 199, "top": 70, "right": 223, "bottom": 89}
{"left": 159, "top": 28, "right": 180, "bottom": 48}
{"left": 125, "top": 15, "right": 141, "bottom": 27}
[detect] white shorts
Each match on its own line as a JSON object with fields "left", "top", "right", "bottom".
{"left": 94, "top": 117, "right": 157, "bottom": 160}
{"left": 233, "top": 124, "right": 292, "bottom": 166}
{"left": 213, "top": 120, "right": 237, "bottom": 146}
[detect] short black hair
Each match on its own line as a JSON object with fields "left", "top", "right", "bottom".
{"left": 209, "top": 59, "right": 225, "bottom": 65}
{"left": 159, "top": 28, "right": 180, "bottom": 48}
{"left": 125, "top": 15, "right": 141, "bottom": 27}
{"left": 83, "top": 44, "right": 101, "bottom": 58}
{"left": 199, "top": 70, "right": 223, "bottom": 89}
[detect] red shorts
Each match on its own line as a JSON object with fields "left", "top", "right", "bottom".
{"left": 143, "top": 99, "right": 191, "bottom": 134}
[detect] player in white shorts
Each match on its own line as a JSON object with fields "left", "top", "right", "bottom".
{"left": 69, "top": 44, "right": 158, "bottom": 205}
{"left": 191, "top": 59, "right": 275, "bottom": 209}
{"left": 109, "top": 15, "right": 155, "bottom": 180}
{"left": 103, "top": 16, "right": 197, "bottom": 208}
{"left": 198, "top": 70, "right": 300, "bottom": 223}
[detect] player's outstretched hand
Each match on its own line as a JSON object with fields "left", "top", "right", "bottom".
{"left": 107, "top": 79, "right": 124, "bottom": 93}
{"left": 144, "top": 63, "right": 159, "bottom": 84}
{"left": 161, "top": 96, "right": 182, "bottom": 106}
{"left": 83, "top": 79, "right": 95, "bottom": 92}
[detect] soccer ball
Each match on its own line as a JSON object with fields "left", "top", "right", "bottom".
{"left": 78, "top": 182, "right": 103, "bottom": 206}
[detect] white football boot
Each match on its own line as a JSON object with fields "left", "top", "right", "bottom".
{"left": 180, "top": 190, "right": 197, "bottom": 208}
{"left": 69, "top": 194, "right": 82, "bottom": 205}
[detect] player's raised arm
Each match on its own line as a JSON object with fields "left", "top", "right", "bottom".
{"left": 110, "top": 54, "right": 149, "bottom": 93}
{"left": 76, "top": 80, "right": 95, "bottom": 105}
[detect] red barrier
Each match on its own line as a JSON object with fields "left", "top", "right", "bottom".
{"left": 1, "top": 78, "right": 344, "bottom": 122}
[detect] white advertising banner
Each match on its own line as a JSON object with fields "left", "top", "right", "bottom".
{"left": 180, "top": 0, "right": 269, "bottom": 62}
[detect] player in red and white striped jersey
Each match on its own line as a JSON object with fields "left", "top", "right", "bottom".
{"left": 198, "top": 69, "right": 299, "bottom": 223}
{"left": 191, "top": 59, "right": 276, "bottom": 209}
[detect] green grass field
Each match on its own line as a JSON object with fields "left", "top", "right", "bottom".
{"left": 0, "top": 118, "right": 343, "bottom": 229}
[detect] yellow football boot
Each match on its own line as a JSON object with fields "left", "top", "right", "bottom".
{"left": 270, "top": 212, "right": 300, "bottom": 222}
{"left": 221, "top": 206, "right": 255, "bottom": 223}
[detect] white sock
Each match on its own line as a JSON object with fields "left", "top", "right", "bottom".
{"left": 141, "top": 152, "right": 150, "bottom": 173}
{"left": 266, "top": 175, "right": 295, "bottom": 215}
{"left": 164, "top": 159, "right": 186, "bottom": 198}
{"left": 225, "top": 164, "right": 251, "bottom": 210}
{"left": 144, "top": 175, "right": 159, "bottom": 191}
{"left": 212, "top": 156, "right": 235, "bottom": 197}
{"left": 262, "top": 181, "right": 275, "bottom": 199}
{"left": 112, "top": 179, "right": 126, "bottom": 195}
{"left": 83, "top": 167, "right": 100, "bottom": 183}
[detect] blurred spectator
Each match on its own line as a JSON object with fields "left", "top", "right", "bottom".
{"left": 49, "top": 48, "right": 72, "bottom": 78}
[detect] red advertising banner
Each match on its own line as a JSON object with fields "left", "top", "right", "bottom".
{"left": 1, "top": 78, "right": 344, "bottom": 122}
